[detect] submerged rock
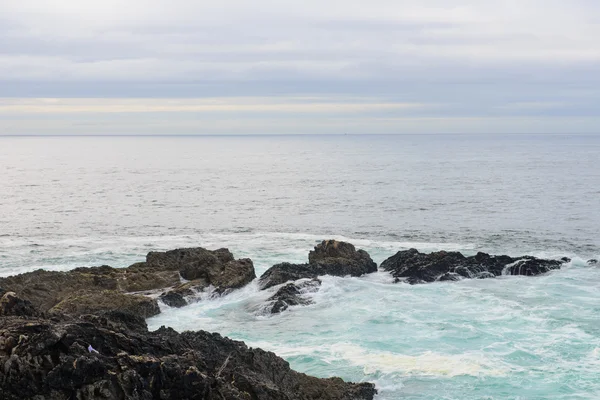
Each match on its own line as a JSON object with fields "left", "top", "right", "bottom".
{"left": 260, "top": 240, "right": 377, "bottom": 290}
{"left": 0, "top": 311, "right": 376, "bottom": 400}
{"left": 266, "top": 278, "right": 322, "bottom": 314}
{"left": 588, "top": 259, "right": 598, "bottom": 266}
{"left": 381, "top": 249, "right": 564, "bottom": 284}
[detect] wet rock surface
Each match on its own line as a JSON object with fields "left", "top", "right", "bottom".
{"left": 381, "top": 248, "right": 565, "bottom": 284}
{"left": 266, "top": 279, "right": 322, "bottom": 314}
{"left": 259, "top": 240, "right": 377, "bottom": 290}
{"left": 0, "top": 296, "right": 376, "bottom": 400}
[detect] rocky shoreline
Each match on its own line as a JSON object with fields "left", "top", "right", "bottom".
{"left": 0, "top": 239, "right": 584, "bottom": 399}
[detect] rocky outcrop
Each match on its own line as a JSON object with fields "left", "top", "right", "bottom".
{"left": 381, "top": 249, "right": 565, "bottom": 284}
{"left": 259, "top": 240, "right": 376, "bottom": 290}
{"left": 146, "top": 248, "right": 256, "bottom": 290}
{"left": 0, "top": 300, "right": 376, "bottom": 400}
{"left": 588, "top": 259, "right": 598, "bottom": 266}
{"left": 266, "top": 279, "right": 322, "bottom": 314}
{"left": 0, "top": 247, "right": 256, "bottom": 317}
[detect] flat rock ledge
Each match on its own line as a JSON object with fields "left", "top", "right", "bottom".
{"left": 0, "top": 292, "right": 376, "bottom": 400}
{"left": 381, "top": 248, "right": 566, "bottom": 284}
{"left": 0, "top": 247, "right": 256, "bottom": 317}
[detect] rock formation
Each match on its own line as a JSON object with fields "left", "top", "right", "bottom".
{"left": 259, "top": 240, "right": 376, "bottom": 290}
{"left": 381, "top": 248, "right": 565, "bottom": 284}
{"left": 0, "top": 247, "right": 256, "bottom": 316}
{"left": 265, "top": 279, "right": 322, "bottom": 314}
{"left": 0, "top": 293, "right": 376, "bottom": 400}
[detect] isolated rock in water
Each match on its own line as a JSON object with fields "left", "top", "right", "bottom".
{"left": 381, "top": 249, "right": 564, "bottom": 284}
{"left": 50, "top": 290, "right": 161, "bottom": 318}
{"left": 266, "top": 279, "right": 322, "bottom": 314}
{"left": 260, "top": 262, "right": 319, "bottom": 289}
{"left": 146, "top": 247, "right": 256, "bottom": 290}
{"left": 309, "top": 240, "right": 378, "bottom": 276}
{"left": 0, "top": 291, "right": 39, "bottom": 317}
{"left": 259, "top": 240, "right": 377, "bottom": 289}
{"left": 588, "top": 259, "right": 598, "bottom": 266}
{"left": 0, "top": 312, "right": 377, "bottom": 400}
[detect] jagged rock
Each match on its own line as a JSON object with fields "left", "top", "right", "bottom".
{"left": 381, "top": 249, "right": 565, "bottom": 284}
{"left": 267, "top": 279, "right": 322, "bottom": 314}
{"left": 145, "top": 247, "right": 256, "bottom": 290}
{"left": 159, "top": 291, "right": 188, "bottom": 308}
{"left": 0, "top": 247, "right": 256, "bottom": 317}
{"left": 260, "top": 263, "right": 320, "bottom": 290}
{"left": 0, "top": 291, "right": 39, "bottom": 317}
{"left": 0, "top": 312, "right": 376, "bottom": 400}
{"left": 260, "top": 240, "right": 377, "bottom": 290}
{"left": 50, "top": 290, "right": 161, "bottom": 318}
{"left": 588, "top": 259, "right": 598, "bottom": 266}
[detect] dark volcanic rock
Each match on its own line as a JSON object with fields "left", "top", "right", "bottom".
{"left": 259, "top": 240, "right": 377, "bottom": 290}
{"left": 0, "top": 312, "right": 376, "bottom": 400}
{"left": 588, "top": 259, "right": 598, "bottom": 266}
{"left": 260, "top": 262, "right": 319, "bottom": 290}
{"left": 159, "top": 291, "right": 188, "bottom": 308}
{"left": 381, "top": 249, "right": 565, "bottom": 284}
{"left": 266, "top": 279, "right": 322, "bottom": 314}
{"left": 0, "top": 291, "right": 39, "bottom": 317}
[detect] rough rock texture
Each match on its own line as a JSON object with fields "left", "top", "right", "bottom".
{"left": 50, "top": 290, "right": 161, "bottom": 318}
{"left": 146, "top": 248, "right": 255, "bottom": 289}
{"left": 159, "top": 291, "right": 188, "bottom": 308}
{"left": 0, "top": 301, "right": 376, "bottom": 400}
{"left": 266, "top": 279, "right": 322, "bottom": 314}
{"left": 381, "top": 249, "right": 565, "bottom": 284}
{"left": 0, "top": 247, "right": 256, "bottom": 317}
{"left": 0, "top": 291, "right": 39, "bottom": 317}
{"left": 259, "top": 240, "right": 376, "bottom": 290}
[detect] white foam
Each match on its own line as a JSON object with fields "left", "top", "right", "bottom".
{"left": 327, "top": 343, "right": 508, "bottom": 377}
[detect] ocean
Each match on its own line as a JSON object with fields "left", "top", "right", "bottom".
{"left": 1, "top": 134, "right": 599, "bottom": 399}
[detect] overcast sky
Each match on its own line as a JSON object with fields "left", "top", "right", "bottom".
{"left": 1, "top": 0, "right": 599, "bottom": 135}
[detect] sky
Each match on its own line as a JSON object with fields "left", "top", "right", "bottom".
{"left": 1, "top": 0, "right": 599, "bottom": 135}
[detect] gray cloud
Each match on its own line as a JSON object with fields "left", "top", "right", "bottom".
{"left": 0, "top": 0, "right": 599, "bottom": 134}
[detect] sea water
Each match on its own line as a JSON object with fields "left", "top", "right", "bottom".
{"left": 1, "top": 134, "right": 599, "bottom": 399}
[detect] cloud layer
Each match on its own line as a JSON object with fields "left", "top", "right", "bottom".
{"left": 1, "top": 0, "right": 599, "bottom": 134}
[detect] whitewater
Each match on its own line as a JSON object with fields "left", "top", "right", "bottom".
{"left": 1, "top": 135, "right": 599, "bottom": 399}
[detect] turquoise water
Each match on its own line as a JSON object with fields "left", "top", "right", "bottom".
{"left": 1, "top": 135, "right": 599, "bottom": 399}
{"left": 144, "top": 234, "right": 600, "bottom": 400}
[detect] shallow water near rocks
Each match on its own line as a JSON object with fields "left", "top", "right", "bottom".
{"left": 1, "top": 135, "right": 599, "bottom": 399}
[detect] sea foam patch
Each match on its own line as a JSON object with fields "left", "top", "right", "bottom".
{"left": 327, "top": 344, "right": 509, "bottom": 378}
